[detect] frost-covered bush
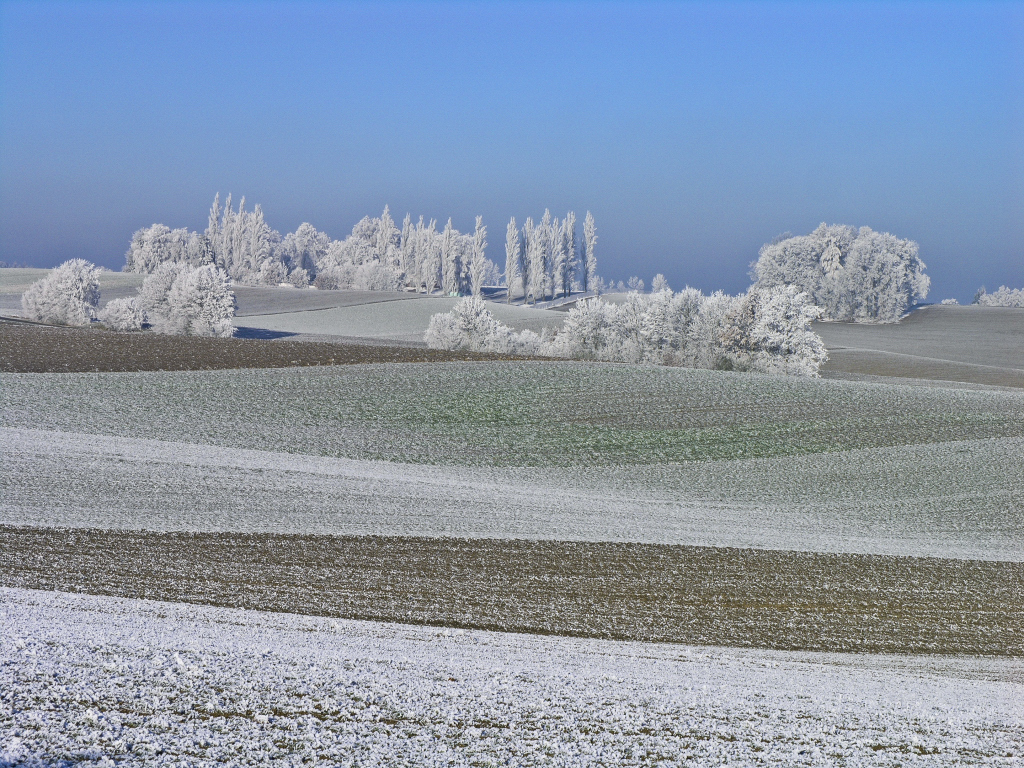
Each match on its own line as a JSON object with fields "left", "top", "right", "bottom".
{"left": 974, "top": 286, "right": 1024, "bottom": 308}
{"left": 752, "top": 224, "right": 929, "bottom": 323}
{"left": 940, "top": 298, "right": 959, "bottom": 305}
{"left": 720, "top": 287, "right": 827, "bottom": 377}
{"left": 549, "top": 287, "right": 826, "bottom": 375}
{"left": 139, "top": 263, "right": 235, "bottom": 337}
{"left": 97, "top": 297, "right": 145, "bottom": 331}
{"left": 428, "top": 289, "right": 828, "bottom": 376}
{"left": 425, "top": 297, "right": 543, "bottom": 355}
{"left": 257, "top": 258, "right": 289, "bottom": 286}
{"left": 21, "top": 259, "right": 101, "bottom": 326}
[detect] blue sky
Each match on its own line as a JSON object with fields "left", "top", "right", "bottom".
{"left": 1, "top": 1, "right": 1021, "bottom": 300}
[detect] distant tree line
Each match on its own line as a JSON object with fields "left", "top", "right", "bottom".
{"left": 123, "top": 195, "right": 602, "bottom": 298}
{"left": 973, "top": 285, "right": 1024, "bottom": 308}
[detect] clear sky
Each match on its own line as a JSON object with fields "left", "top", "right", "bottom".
{"left": 1, "top": 1, "right": 1021, "bottom": 300}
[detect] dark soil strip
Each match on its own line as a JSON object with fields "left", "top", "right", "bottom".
{"left": 2, "top": 526, "right": 1020, "bottom": 656}
{"left": 0, "top": 320, "right": 525, "bottom": 373}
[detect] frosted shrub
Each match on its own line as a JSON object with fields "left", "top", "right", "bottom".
{"left": 425, "top": 297, "right": 542, "bottom": 354}
{"left": 430, "top": 289, "right": 828, "bottom": 375}
{"left": 21, "top": 259, "right": 101, "bottom": 326}
{"left": 722, "top": 287, "right": 827, "bottom": 377}
{"left": 940, "top": 298, "right": 959, "bottom": 305}
{"left": 752, "top": 223, "right": 929, "bottom": 323}
{"left": 139, "top": 263, "right": 235, "bottom": 337}
{"left": 974, "top": 286, "right": 1024, "bottom": 308}
{"left": 353, "top": 263, "right": 403, "bottom": 292}
{"left": 97, "top": 297, "right": 145, "bottom": 331}
{"left": 257, "top": 258, "right": 289, "bottom": 286}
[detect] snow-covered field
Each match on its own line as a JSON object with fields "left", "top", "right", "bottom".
{"left": 815, "top": 305, "right": 1024, "bottom": 388}
{"left": 3, "top": 588, "right": 1021, "bottom": 767}
{"left": 3, "top": 362, "right": 1021, "bottom": 558}
{"left": 3, "top": 427, "right": 1020, "bottom": 561}
{"left": 3, "top": 311, "right": 1022, "bottom": 764}
{"left": 234, "top": 296, "right": 564, "bottom": 341}
{"left": 5, "top": 362, "right": 1022, "bottom": 467}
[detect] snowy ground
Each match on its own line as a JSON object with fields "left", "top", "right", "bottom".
{"left": 5, "top": 363, "right": 1022, "bottom": 467}
{"left": 2, "top": 588, "right": 1021, "bottom": 767}
{"left": 3, "top": 427, "right": 1020, "bottom": 561}
{"left": 815, "top": 306, "right": 1024, "bottom": 388}
{"left": 234, "top": 296, "right": 564, "bottom": 342}
{"left": 3, "top": 363, "right": 1021, "bottom": 559}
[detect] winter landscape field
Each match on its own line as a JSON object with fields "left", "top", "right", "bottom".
{"left": 3, "top": 2, "right": 1023, "bottom": 763}
{"left": 2, "top": 280, "right": 1023, "bottom": 765}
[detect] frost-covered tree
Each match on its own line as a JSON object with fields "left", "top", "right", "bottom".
{"left": 561, "top": 211, "right": 578, "bottom": 298}
{"left": 441, "top": 218, "right": 461, "bottom": 295}
{"left": 752, "top": 223, "right": 929, "bottom": 323}
{"left": 124, "top": 224, "right": 212, "bottom": 273}
{"left": 539, "top": 209, "right": 554, "bottom": 300}
{"left": 137, "top": 263, "right": 184, "bottom": 323}
{"left": 627, "top": 276, "right": 645, "bottom": 292}
{"left": 376, "top": 205, "right": 401, "bottom": 266}
{"left": 97, "top": 297, "right": 145, "bottom": 332}
{"left": 139, "top": 263, "right": 235, "bottom": 337}
{"left": 428, "top": 285, "right": 827, "bottom": 375}
{"left": 21, "top": 259, "right": 101, "bottom": 326}
{"left": 717, "top": 286, "right": 827, "bottom": 376}
{"left": 419, "top": 218, "right": 442, "bottom": 293}
{"left": 469, "top": 216, "right": 488, "bottom": 296}
{"left": 547, "top": 286, "right": 827, "bottom": 375}
{"left": 583, "top": 211, "right": 598, "bottom": 293}
{"left": 123, "top": 195, "right": 499, "bottom": 294}
{"left": 551, "top": 215, "right": 568, "bottom": 299}
{"left": 279, "top": 223, "right": 330, "bottom": 281}
{"left": 504, "top": 217, "right": 523, "bottom": 303}
{"left": 524, "top": 218, "right": 542, "bottom": 302}
{"left": 400, "top": 214, "right": 415, "bottom": 275}
{"left": 651, "top": 274, "right": 670, "bottom": 293}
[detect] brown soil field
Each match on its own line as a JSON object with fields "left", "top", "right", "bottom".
{"left": 0, "top": 319, "right": 526, "bottom": 372}
{"left": 2, "top": 525, "right": 1020, "bottom": 657}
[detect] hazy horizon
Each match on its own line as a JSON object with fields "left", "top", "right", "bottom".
{"left": 1, "top": 1, "right": 1021, "bottom": 302}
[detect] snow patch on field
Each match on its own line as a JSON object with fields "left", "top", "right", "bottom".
{"left": 2, "top": 588, "right": 1020, "bottom": 767}
{"left": 3, "top": 427, "right": 1020, "bottom": 560}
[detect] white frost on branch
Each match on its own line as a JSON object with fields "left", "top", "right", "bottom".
{"left": 424, "top": 296, "right": 544, "bottom": 355}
